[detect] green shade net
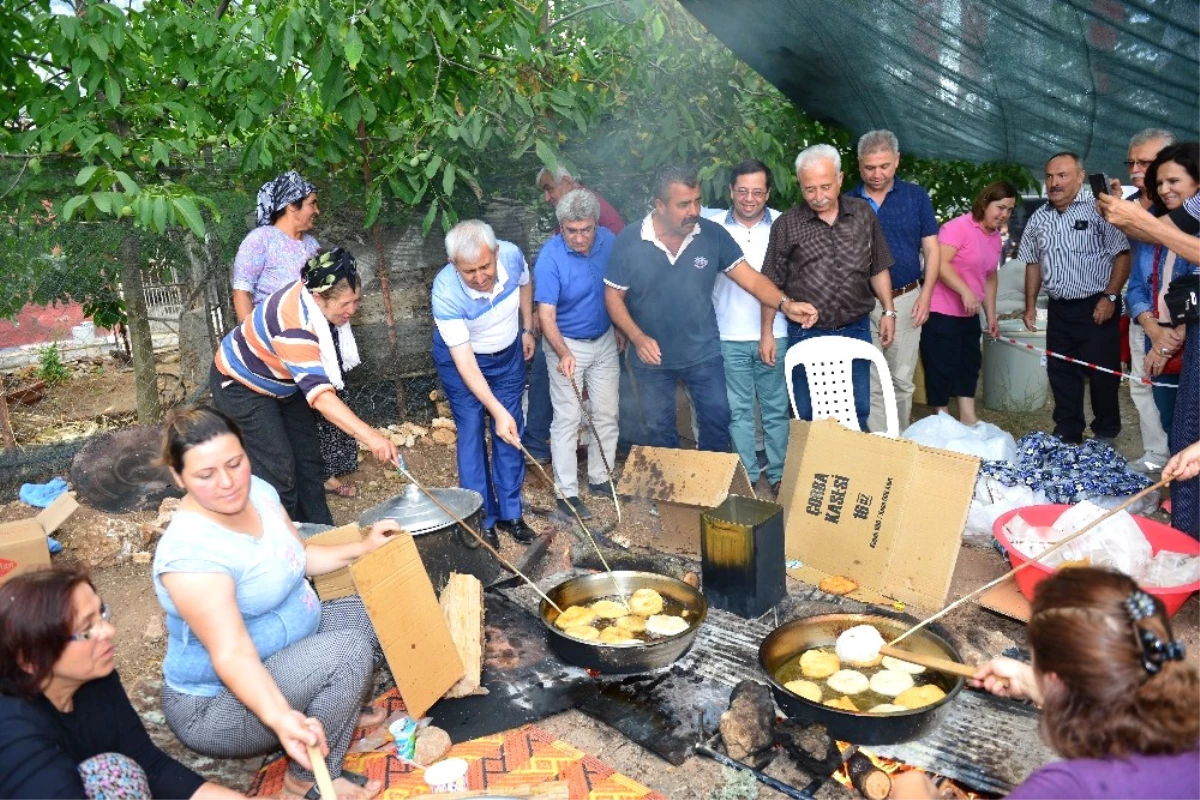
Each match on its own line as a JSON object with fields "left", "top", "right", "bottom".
{"left": 679, "top": 0, "right": 1199, "bottom": 176}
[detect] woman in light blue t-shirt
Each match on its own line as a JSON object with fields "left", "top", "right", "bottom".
{"left": 152, "top": 405, "right": 399, "bottom": 800}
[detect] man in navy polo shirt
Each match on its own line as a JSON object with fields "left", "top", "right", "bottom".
{"left": 847, "top": 130, "right": 941, "bottom": 432}
{"left": 605, "top": 165, "right": 818, "bottom": 451}
{"left": 535, "top": 189, "right": 619, "bottom": 520}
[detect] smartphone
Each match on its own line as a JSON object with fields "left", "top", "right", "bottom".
{"left": 1089, "top": 173, "right": 1110, "bottom": 197}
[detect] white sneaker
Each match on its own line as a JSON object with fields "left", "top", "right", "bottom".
{"left": 1128, "top": 453, "right": 1167, "bottom": 474}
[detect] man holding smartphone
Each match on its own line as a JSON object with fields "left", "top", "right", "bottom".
{"left": 1020, "top": 152, "right": 1131, "bottom": 445}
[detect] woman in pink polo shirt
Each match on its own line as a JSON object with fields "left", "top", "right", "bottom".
{"left": 919, "top": 181, "right": 1018, "bottom": 424}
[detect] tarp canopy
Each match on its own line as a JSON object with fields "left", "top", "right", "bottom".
{"left": 679, "top": 0, "right": 1199, "bottom": 176}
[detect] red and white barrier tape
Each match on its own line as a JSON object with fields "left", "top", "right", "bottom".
{"left": 990, "top": 335, "right": 1180, "bottom": 389}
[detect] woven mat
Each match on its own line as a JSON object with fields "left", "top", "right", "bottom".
{"left": 247, "top": 688, "right": 666, "bottom": 800}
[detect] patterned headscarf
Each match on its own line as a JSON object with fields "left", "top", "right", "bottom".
{"left": 302, "top": 247, "right": 359, "bottom": 294}
{"left": 255, "top": 170, "right": 316, "bottom": 227}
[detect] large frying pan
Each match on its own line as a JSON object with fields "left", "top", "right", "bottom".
{"left": 759, "top": 612, "right": 965, "bottom": 745}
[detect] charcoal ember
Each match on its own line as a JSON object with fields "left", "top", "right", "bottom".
{"left": 719, "top": 680, "right": 776, "bottom": 761}
{"left": 775, "top": 719, "right": 841, "bottom": 775}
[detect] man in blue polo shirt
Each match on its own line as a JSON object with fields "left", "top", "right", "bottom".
{"left": 605, "top": 165, "right": 818, "bottom": 451}
{"left": 535, "top": 189, "right": 619, "bottom": 520}
{"left": 431, "top": 219, "right": 538, "bottom": 545}
{"left": 847, "top": 130, "right": 941, "bottom": 432}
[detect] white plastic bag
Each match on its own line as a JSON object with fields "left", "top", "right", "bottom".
{"left": 964, "top": 476, "right": 1048, "bottom": 545}
{"left": 902, "top": 412, "right": 1017, "bottom": 463}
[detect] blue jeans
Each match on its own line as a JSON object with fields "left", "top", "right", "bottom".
{"left": 1152, "top": 375, "right": 1179, "bottom": 436}
{"left": 628, "top": 354, "right": 732, "bottom": 452}
{"left": 521, "top": 341, "right": 552, "bottom": 460}
{"left": 786, "top": 317, "right": 872, "bottom": 432}
{"left": 722, "top": 339, "right": 790, "bottom": 484}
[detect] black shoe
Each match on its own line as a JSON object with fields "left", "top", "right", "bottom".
{"left": 587, "top": 480, "right": 616, "bottom": 498}
{"left": 496, "top": 517, "right": 537, "bottom": 543}
{"left": 481, "top": 526, "right": 501, "bottom": 549}
{"left": 556, "top": 496, "right": 592, "bottom": 520}
{"left": 770, "top": 481, "right": 781, "bottom": 499}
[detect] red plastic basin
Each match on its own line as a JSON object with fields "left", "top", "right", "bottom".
{"left": 993, "top": 504, "right": 1200, "bottom": 617}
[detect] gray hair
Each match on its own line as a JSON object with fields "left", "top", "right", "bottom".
{"left": 652, "top": 164, "right": 699, "bottom": 203}
{"left": 794, "top": 144, "right": 842, "bottom": 176}
{"left": 1128, "top": 128, "right": 1176, "bottom": 149}
{"left": 857, "top": 129, "right": 899, "bottom": 158}
{"left": 444, "top": 219, "right": 497, "bottom": 264}
{"left": 555, "top": 188, "right": 600, "bottom": 224}
{"left": 536, "top": 164, "right": 574, "bottom": 184}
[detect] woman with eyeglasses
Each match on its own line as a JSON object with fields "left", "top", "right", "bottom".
{"left": 0, "top": 568, "right": 241, "bottom": 799}
{"left": 890, "top": 567, "right": 1199, "bottom": 799}
{"left": 211, "top": 247, "right": 398, "bottom": 525}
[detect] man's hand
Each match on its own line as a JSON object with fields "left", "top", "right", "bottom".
{"left": 634, "top": 334, "right": 662, "bottom": 366}
{"left": 492, "top": 408, "right": 520, "bottom": 447}
{"left": 557, "top": 352, "right": 576, "bottom": 379}
{"left": 959, "top": 290, "right": 981, "bottom": 316}
{"left": 521, "top": 331, "right": 536, "bottom": 360}
{"left": 366, "top": 431, "right": 399, "bottom": 465}
{"left": 878, "top": 315, "right": 895, "bottom": 348}
{"left": 782, "top": 300, "right": 818, "bottom": 328}
{"left": 1107, "top": 176, "right": 1123, "bottom": 196}
{"left": 614, "top": 329, "right": 627, "bottom": 353}
{"left": 1093, "top": 296, "right": 1116, "bottom": 325}
{"left": 911, "top": 294, "right": 931, "bottom": 327}
{"left": 1097, "top": 194, "right": 1158, "bottom": 242}
{"left": 759, "top": 333, "right": 777, "bottom": 367}
{"left": 1022, "top": 307, "right": 1038, "bottom": 332}
{"left": 529, "top": 313, "right": 542, "bottom": 337}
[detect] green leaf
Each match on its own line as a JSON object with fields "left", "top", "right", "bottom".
{"left": 652, "top": 15, "right": 665, "bottom": 43}
{"left": 344, "top": 25, "right": 364, "bottom": 70}
{"left": 152, "top": 196, "right": 167, "bottom": 232}
{"left": 75, "top": 165, "right": 99, "bottom": 186}
{"left": 442, "top": 163, "right": 455, "bottom": 197}
{"left": 424, "top": 154, "right": 443, "bottom": 180}
{"left": 534, "top": 139, "right": 557, "bottom": 173}
{"left": 172, "top": 197, "right": 206, "bottom": 237}
{"left": 87, "top": 34, "right": 108, "bottom": 61}
{"left": 62, "top": 194, "right": 88, "bottom": 221}
{"left": 105, "top": 74, "right": 121, "bottom": 108}
{"left": 421, "top": 202, "right": 438, "bottom": 237}
{"left": 364, "top": 189, "right": 383, "bottom": 227}
{"left": 113, "top": 171, "right": 138, "bottom": 194}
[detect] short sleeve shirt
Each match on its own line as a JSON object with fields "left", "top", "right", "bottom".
{"left": 762, "top": 196, "right": 894, "bottom": 329}
{"left": 1017, "top": 192, "right": 1130, "bottom": 300}
{"left": 604, "top": 215, "right": 744, "bottom": 369}
{"left": 847, "top": 179, "right": 939, "bottom": 287}
{"left": 704, "top": 208, "right": 787, "bottom": 341}
{"left": 231, "top": 227, "right": 320, "bottom": 306}
{"left": 431, "top": 240, "right": 529, "bottom": 353}
{"left": 932, "top": 212, "right": 1003, "bottom": 317}
{"left": 534, "top": 228, "right": 614, "bottom": 340}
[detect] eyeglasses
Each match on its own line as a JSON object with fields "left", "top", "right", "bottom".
{"left": 733, "top": 188, "right": 768, "bottom": 198}
{"left": 1124, "top": 160, "right": 1155, "bottom": 169}
{"left": 68, "top": 602, "right": 112, "bottom": 642}
{"left": 563, "top": 224, "right": 595, "bottom": 237}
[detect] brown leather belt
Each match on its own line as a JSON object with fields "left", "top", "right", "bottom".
{"left": 892, "top": 280, "right": 920, "bottom": 298}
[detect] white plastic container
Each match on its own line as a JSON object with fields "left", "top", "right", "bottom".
{"left": 423, "top": 757, "right": 468, "bottom": 793}
{"left": 983, "top": 319, "right": 1050, "bottom": 412}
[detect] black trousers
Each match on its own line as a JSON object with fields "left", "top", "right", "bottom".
{"left": 1046, "top": 295, "right": 1122, "bottom": 443}
{"left": 209, "top": 366, "right": 333, "bottom": 525}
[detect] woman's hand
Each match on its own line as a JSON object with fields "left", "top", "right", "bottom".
{"left": 1164, "top": 441, "right": 1200, "bottom": 482}
{"left": 270, "top": 711, "right": 328, "bottom": 771}
{"left": 1146, "top": 322, "right": 1184, "bottom": 357}
{"left": 986, "top": 316, "right": 999, "bottom": 339}
{"left": 971, "top": 657, "right": 1039, "bottom": 703}
{"left": 959, "top": 289, "right": 981, "bottom": 316}
{"left": 362, "top": 519, "right": 401, "bottom": 555}
{"left": 364, "top": 431, "right": 399, "bottom": 465}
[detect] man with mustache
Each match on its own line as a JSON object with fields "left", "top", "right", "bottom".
{"left": 1020, "top": 152, "right": 1130, "bottom": 445}
{"left": 762, "top": 144, "right": 896, "bottom": 433}
{"left": 604, "top": 165, "right": 818, "bottom": 451}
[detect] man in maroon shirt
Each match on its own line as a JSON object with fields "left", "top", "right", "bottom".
{"left": 536, "top": 166, "right": 625, "bottom": 235}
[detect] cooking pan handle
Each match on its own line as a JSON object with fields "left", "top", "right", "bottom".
{"left": 456, "top": 520, "right": 483, "bottom": 550}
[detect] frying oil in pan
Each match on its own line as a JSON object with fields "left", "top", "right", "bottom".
{"left": 555, "top": 594, "right": 696, "bottom": 644}
{"left": 774, "top": 646, "right": 944, "bottom": 714}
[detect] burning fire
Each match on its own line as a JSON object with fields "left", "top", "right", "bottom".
{"left": 831, "top": 743, "right": 985, "bottom": 799}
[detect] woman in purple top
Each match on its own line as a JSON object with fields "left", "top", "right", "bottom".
{"left": 919, "top": 181, "right": 1017, "bottom": 424}
{"left": 892, "top": 567, "right": 1199, "bottom": 799}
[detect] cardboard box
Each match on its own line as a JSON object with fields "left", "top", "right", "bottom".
{"left": 0, "top": 493, "right": 78, "bottom": 585}
{"left": 616, "top": 446, "right": 754, "bottom": 556}
{"left": 306, "top": 524, "right": 365, "bottom": 601}
{"left": 349, "top": 531, "right": 465, "bottom": 719}
{"left": 778, "top": 420, "right": 979, "bottom": 610}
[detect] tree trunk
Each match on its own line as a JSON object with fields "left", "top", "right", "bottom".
{"left": 120, "top": 233, "right": 162, "bottom": 424}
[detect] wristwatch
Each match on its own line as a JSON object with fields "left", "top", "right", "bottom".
{"left": 778, "top": 295, "right": 791, "bottom": 312}
{"left": 1104, "top": 294, "right": 1118, "bottom": 303}
{"left": 882, "top": 310, "right": 898, "bottom": 318}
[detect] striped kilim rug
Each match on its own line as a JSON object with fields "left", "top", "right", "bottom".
{"left": 246, "top": 688, "right": 667, "bottom": 800}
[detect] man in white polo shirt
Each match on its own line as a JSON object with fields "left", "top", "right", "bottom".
{"left": 704, "top": 159, "right": 789, "bottom": 497}
{"left": 431, "top": 220, "right": 538, "bottom": 544}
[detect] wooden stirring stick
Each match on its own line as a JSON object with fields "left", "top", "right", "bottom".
{"left": 306, "top": 743, "right": 337, "bottom": 800}
{"left": 891, "top": 476, "right": 1171, "bottom": 647}
{"left": 877, "top": 644, "right": 978, "bottom": 679}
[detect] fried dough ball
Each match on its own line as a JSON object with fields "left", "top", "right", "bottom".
{"left": 826, "top": 669, "right": 870, "bottom": 695}
{"left": 894, "top": 684, "right": 947, "bottom": 710}
{"left": 554, "top": 605, "right": 598, "bottom": 630}
{"left": 824, "top": 695, "right": 859, "bottom": 712}
{"left": 628, "top": 588, "right": 665, "bottom": 616}
{"left": 563, "top": 624, "right": 600, "bottom": 641}
{"left": 869, "top": 669, "right": 915, "bottom": 698}
{"left": 615, "top": 614, "right": 648, "bottom": 633}
{"left": 598, "top": 626, "right": 637, "bottom": 644}
{"left": 880, "top": 655, "right": 926, "bottom": 675}
{"left": 591, "top": 599, "right": 627, "bottom": 619}
{"left": 818, "top": 575, "right": 858, "bottom": 596}
{"left": 869, "top": 704, "right": 907, "bottom": 714}
{"left": 645, "top": 613, "right": 689, "bottom": 637}
{"left": 783, "top": 679, "right": 823, "bottom": 703}
{"left": 798, "top": 649, "right": 841, "bottom": 679}
{"left": 834, "top": 625, "right": 885, "bottom": 668}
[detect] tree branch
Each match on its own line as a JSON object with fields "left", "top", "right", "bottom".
{"left": 546, "top": 0, "right": 620, "bottom": 31}
{"left": 215, "top": 0, "right": 232, "bottom": 19}
{"left": 17, "top": 53, "right": 69, "bottom": 73}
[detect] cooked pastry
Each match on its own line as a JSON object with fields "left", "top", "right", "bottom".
{"left": 554, "top": 605, "right": 597, "bottom": 630}
{"left": 880, "top": 655, "right": 927, "bottom": 675}
{"left": 869, "top": 670, "right": 915, "bottom": 697}
{"left": 869, "top": 704, "right": 907, "bottom": 714}
{"left": 798, "top": 649, "right": 841, "bottom": 679}
{"left": 818, "top": 575, "right": 858, "bottom": 596}
{"left": 563, "top": 624, "right": 600, "bottom": 641}
{"left": 825, "top": 669, "right": 870, "bottom": 695}
{"left": 591, "top": 599, "right": 627, "bottom": 619}
{"left": 598, "top": 626, "right": 637, "bottom": 644}
{"left": 835, "top": 624, "right": 885, "bottom": 668}
{"left": 894, "top": 684, "right": 947, "bottom": 710}
{"left": 615, "top": 614, "right": 648, "bottom": 633}
{"left": 783, "top": 679, "right": 823, "bottom": 703}
{"left": 628, "top": 588, "right": 665, "bottom": 616}
{"left": 645, "top": 613, "right": 690, "bottom": 637}
{"left": 824, "top": 695, "right": 859, "bottom": 712}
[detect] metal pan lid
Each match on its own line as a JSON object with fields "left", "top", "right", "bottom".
{"left": 357, "top": 484, "right": 483, "bottom": 536}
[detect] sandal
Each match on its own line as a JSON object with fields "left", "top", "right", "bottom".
{"left": 356, "top": 704, "right": 387, "bottom": 729}
{"left": 325, "top": 483, "right": 358, "bottom": 498}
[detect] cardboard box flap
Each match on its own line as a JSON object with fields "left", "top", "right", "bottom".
{"left": 35, "top": 493, "right": 78, "bottom": 535}
{"left": 0, "top": 520, "right": 51, "bottom": 585}
{"left": 307, "top": 524, "right": 364, "bottom": 601}
{"left": 349, "top": 532, "right": 464, "bottom": 719}
{"left": 617, "top": 446, "right": 751, "bottom": 506}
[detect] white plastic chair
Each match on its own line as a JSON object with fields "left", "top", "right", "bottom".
{"left": 783, "top": 336, "right": 899, "bottom": 438}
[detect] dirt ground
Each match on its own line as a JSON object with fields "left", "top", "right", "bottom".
{"left": 3, "top": 357, "right": 1197, "bottom": 799}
